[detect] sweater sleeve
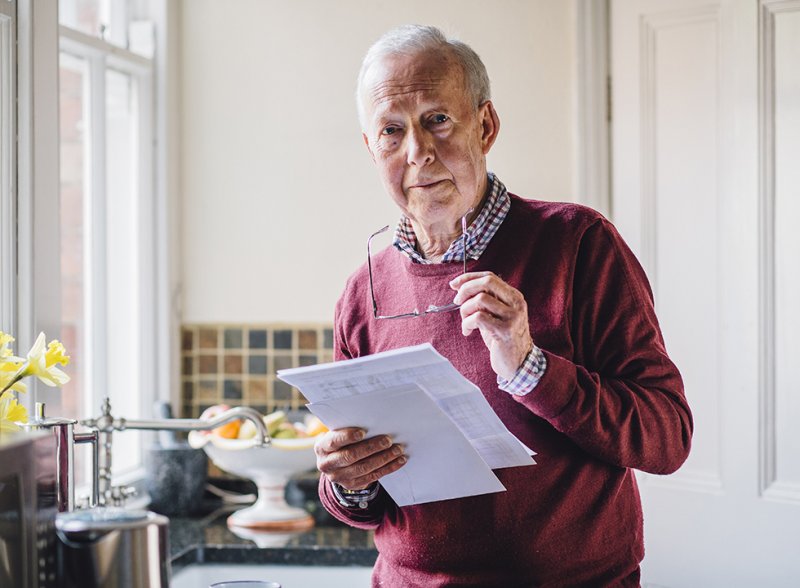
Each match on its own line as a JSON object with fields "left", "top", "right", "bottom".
{"left": 514, "top": 218, "right": 693, "bottom": 474}
{"left": 315, "top": 295, "right": 392, "bottom": 528}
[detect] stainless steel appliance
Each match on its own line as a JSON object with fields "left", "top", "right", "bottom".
{"left": 0, "top": 430, "right": 58, "bottom": 588}
{"left": 56, "top": 508, "right": 169, "bottom": 588}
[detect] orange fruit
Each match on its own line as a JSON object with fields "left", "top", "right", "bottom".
{"left": 305, "top": 416, "right": 329, "bottom": 437}
{"left": 212, "top": 419, "right": 241, "bottom": 439}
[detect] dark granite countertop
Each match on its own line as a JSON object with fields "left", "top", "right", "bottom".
{"left": 166, "top": 479, "right": 377, "bottom": 572}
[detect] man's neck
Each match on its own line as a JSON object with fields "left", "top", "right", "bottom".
{"left": 410, "top": 177, "right": 490, "bottom": 262}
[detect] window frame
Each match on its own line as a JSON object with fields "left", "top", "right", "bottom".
{"left": 12, "top": 0, "right": 172, "bottom": 496}
{"left": 58, "top": 24, "right": 157, "bottom": 482}
{"left": 0, "top": 0, "right": 16, "bottom": 335}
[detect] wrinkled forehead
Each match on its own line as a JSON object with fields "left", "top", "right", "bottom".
{"left": 361, "top": 49, "right": 468, "bottom": 112}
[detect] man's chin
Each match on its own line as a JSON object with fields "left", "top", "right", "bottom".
{"left": 407, "top": 202, "right": 463, "bottom": 227}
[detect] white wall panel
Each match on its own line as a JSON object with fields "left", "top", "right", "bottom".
{"left": 640, "top": 7, "right": 723, "bottom": 492}
{"left": 760, "top": 0, "right": 800, "bottom": 503}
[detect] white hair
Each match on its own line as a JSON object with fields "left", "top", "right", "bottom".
{"left": 356, "top": 24, "right": 491, "bottom": 130}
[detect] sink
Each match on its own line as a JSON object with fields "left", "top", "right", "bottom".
{"left": 171, "top": 563, "right": 372, "bottom": 588}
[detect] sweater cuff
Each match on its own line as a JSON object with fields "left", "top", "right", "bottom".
{"left": 497, "top": 344, "right": 547, "bottom": 396}
{"left": 511, "top": 349, "right": 577, "bottom": 420}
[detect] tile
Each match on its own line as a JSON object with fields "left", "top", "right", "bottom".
{"left": 250, "top": 404, "right": 268, "bottom": 416}
{"left": 198, "top": 379, "right": 219, "bottom": 402}
{"left": 299, "top": 354, "right": 318, "bottom": 367}
{"left": 198, "top": 355, "right": 218, "bottom": 374}
{"left": 181, "top": 405, "right": 194, "bottom": 418}
{"left": 182, "top": 381, "right": 194, "bottom": 403}
{"left": 199, "top": 328, "right": 219, "bottom": 349}
{"left": 182, "top": 356, "right": 194, "bottom": 376}
{"left": 246, "top": 379, "right": 268, "bottom": 402}
{"left": 181, "top": 328, "right": 194, "bottom": 351}
{"left": 273, "top": 379, "right": 293, "bottom": 402}
{"left": 273, "top": 330, "right": 293, "bottom": 350}
{"left": 248, "top": 355, "right": 267, "bottom": 374}
{"left": 224, "top": 355, "right": 243, "bottom": 374}
{"left": 223, "top": 380, "right": 243, "bottom": 400}
{"left": 298, "top": 329, "right": 317, "bottom": 350}
{"left": 224, "top": 328, "right": 243, "bottom": 349}
{"left": 273, "top": 355, "right": 294, "bottom": 372}
{"left": 249, "top": 329, "right": 268, "bottom": 349}
{"left": 323, "top": 328, "right": 334, "bottom": 349}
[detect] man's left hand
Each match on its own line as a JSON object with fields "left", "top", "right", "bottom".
{"left": 450, "top": 271, "right": 533, "bottom": 381}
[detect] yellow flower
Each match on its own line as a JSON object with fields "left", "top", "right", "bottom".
{"left": 0, "top": 372, "right": 27, "bottom": 394}
{"left": 45, "top": 339, "right": 70, "bottom": 369}
{"left": 0, "top": 332, "right": 70, "bottom": 396}
{"left": 0, "top": 332, "right": 27, "bottom": 395}
{"left": 0, "top": 331, "right": 13, "bottom": 357}
{"left": 0, "top": 332, "right": 24, "bottom": 366}
{"left": 0, "top": 395, "right": 28, "bottom": 432}
{"left": 18, "top": 332, "right": 71, "bottom": 388}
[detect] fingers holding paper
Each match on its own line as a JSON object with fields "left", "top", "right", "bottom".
{"left": 315, "top": 427, "right": 407, "bottom": 491}
{"left": 450, "top": 271, "right": 533, "bottom": 381}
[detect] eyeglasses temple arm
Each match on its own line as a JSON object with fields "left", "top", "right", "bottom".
{"left": 367, "top": 225, "right": 390, "bottom": 319}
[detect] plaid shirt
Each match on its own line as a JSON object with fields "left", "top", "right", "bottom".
{"left": 392, "top": 173, "right": 547, "bottom": 396}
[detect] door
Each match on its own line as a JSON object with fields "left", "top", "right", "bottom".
{"left": 610, "top": 0, "right": 800, "bottom": 585}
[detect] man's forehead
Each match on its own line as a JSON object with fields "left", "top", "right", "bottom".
{"left": 363, "top": 51, "right": 466, "bottom": 113}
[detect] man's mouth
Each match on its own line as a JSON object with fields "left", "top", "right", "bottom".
{"left": 409, "top": 179, "right": 447, "bottom": 189}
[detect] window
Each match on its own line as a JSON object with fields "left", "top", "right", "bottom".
{"left": 57, "top": 1, "right": 156, "bottom": 482}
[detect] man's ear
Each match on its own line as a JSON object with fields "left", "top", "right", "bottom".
{"left": 362, "top": 133, "right": 376, "bottom": 163}
{"left": 479, "top": 101, "right": 500, "bottom": 155}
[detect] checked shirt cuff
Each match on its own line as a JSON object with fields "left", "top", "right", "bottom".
{"left": 497, "top": 344, "right": 547, "bottom": 396}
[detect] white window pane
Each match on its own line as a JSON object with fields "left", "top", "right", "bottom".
{"left": 59, "top": 0, "right": 128, "bottom": 48}
{"left": 58, "top": 52, "right": 88, "bottom": 423}
{"left": 106, "top": 68, "right": 142, "bottom": 475}
{"left": 59, "top": 0, "right": 103, "bottom": 39}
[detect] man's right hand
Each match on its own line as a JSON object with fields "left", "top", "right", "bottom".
{"left": 315, "top": 427, "right": 407, "bottom": 491}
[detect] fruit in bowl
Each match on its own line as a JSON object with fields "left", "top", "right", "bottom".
{"left": 189, "top": 405, "right": 328, "bottom": 530}
{"left": 196, "top": 405, "right": 328, "bottom": 443}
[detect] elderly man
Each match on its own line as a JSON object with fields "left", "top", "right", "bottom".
{"left": 314, "top": 24, "right": 692, "bottom": 587}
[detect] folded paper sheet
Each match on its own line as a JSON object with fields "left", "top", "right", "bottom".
{"left": 277, "top": 344, "right": 536, "bottom": 506}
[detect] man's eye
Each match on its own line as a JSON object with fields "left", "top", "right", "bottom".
{"left": 382, "top": 126, "right": 399, "bottom": 136}
{"left": 431, "top": 114, "right": 449, "bottom": 125}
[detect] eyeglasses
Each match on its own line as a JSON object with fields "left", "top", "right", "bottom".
{"left": 367, "top": 213, "right": 469, "bottom": 320}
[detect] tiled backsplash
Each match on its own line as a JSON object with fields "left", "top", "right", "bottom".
{"left": 180, "top": 323, "right": 334, "bottom": 418}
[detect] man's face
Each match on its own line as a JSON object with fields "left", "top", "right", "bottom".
{"left": 361, "top": 49, "right": 499, "bottom": 231}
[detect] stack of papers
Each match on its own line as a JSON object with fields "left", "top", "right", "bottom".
{"left": 277, "top": 344, "right": 535, "bottom": 506}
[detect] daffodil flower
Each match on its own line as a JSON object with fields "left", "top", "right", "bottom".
{"left": 0, "top": 395, "right": 28, "bottom": 432}
{"left": 19, "top": 332, "right": 71, "bottom": 387}
{"left": 0, "top": 332, "right": 27, "bottom": 395}
{"left": 0, "top": 331, "right": 14, "bottom": 357}
{"left": 0, "top": 332, "right": 70, "bottom": 396}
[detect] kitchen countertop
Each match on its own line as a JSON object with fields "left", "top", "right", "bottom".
{"left": 168, "top": 496, "right": 377, "bottom": 572}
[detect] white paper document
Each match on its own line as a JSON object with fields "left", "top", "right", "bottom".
{"left": 277, "top": 344, "right": 536, "bottom": 506}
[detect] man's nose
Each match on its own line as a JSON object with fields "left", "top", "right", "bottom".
{"left": 405, "top": 126, "right": 434, "bottom": 167}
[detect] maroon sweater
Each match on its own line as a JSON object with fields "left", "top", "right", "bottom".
{"left": 321, "top": 195, "right": 692, "bottom": 587}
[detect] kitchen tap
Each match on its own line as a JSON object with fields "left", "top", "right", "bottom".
{"left": 81, "top": 398, "right": 271, "bottom": 506}
{"left": 21, "top": 402, "right": 100, "bottom": 512}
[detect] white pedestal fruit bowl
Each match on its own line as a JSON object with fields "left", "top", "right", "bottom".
{"left": 188, "top": 431, "right": 319, "bottom": 531}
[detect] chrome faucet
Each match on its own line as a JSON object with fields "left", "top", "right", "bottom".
{"left": 81, "top": 397, "right": 271, "bottom": 504}
{"left": 81, "top": 398, "right": 271, "bottom": 506}
{"left": 83, "top": 398, "right": 271, "bottom": 443}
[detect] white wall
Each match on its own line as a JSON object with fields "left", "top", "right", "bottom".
{"left": 180, "top": 0, "right": 576, "bottom": 323}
